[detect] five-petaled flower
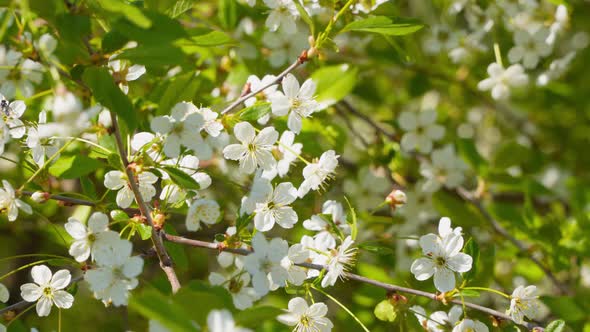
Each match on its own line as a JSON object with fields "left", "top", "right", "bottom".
{"left": 223, "top": 121, "right": 278, "bottom": 174}
{"left": 277, "top": 297, "right": 334, "bottom": 332}
{"left": 20, "top": 265, "right": 74, "bottom": 317}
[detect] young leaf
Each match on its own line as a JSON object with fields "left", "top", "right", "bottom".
{"left": 161, "top": 166, "right": 201, "bottom": 190}
{"left": 82, "top": 67, "right": 137, "bottom": 130}
{"left": 545, "top": 320, "right": 565, "bottom": 332}
{"left": 341, "top": 16, "right": 424, "bottom": 36}
{"left": 239, "top": 102, "right": 271, "bottom": 121}
{"left": 137, "top": 224, "right": 153, "bottom": 240}
{"left": 311, "top": 65, "right": 358, "bottom": 106}
{"left": 463, "top": 238, "right": 479, "bottom": 282}
{"left": 48, "top": 155, "right": 103, "bottom": 179}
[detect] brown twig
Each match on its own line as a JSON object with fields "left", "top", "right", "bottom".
{"left": 110, "top": 112, "right": 181, "bottom": 294}
{"left": 163, "top": 233, "right": 540, "bottom": 330}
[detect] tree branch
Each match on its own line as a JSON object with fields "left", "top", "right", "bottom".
{"left": 110, "top": 112, "right": 181, "bottom": 294}
{"left": 163, "top": 233, "right": 540, "bottom": 330}
{"left": 220, "top": 51, "right": 308, "bottom": 115}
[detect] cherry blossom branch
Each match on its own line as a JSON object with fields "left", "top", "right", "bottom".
{"left": 219, "top": 52, "right": 309, "bottom": 115}
{"left": 339, "top": 99, "right": 569, "bottom": 295}
{"left": 162, "top": 233, "right": 540, "bottom": 330}
{"left": 0, "top": 275, "right": 83, "bottom": 315}
{"left": 110, "top": 112, "right": 181, "bottom": 294}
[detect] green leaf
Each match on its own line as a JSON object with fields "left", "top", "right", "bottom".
{"left": 116, "top": 44, "right": 187, "bottom": 67}
{"left": 82, "top": 67, "right": 137, "bottom": 131}
{"left": 218, "top": 0, "right": 237, "bottom": 29}
{"left": 344, "top": 196, "right": 358, "bottom": 241}
{"left": 189, "top": 29, "right": 233, "bottom": 46}
{"left": 235, "top": 306, "right": 282, "bottom": 328}
{"left": 546, "top": 320, "right": 566, "bottom": 332}
{"left": 95, "top": 0, "right": 151, "bottom": 28}
{"left": 161, "top": 166, "right": 201, "bottom": 190}
{"left": 129, "top": 288, "right": 196, "bottom": 332}
{"left": 111, "top": 210, "right": 129, "bottom": 222}
{"left": 137, "top": 224, "right": 153, "bottom": 240}
{"left": 374, "top": 300, "right": 397, "bottom": 322}
{"left": 239, "top": 102, "right": 271, "bottom": 121}
{"left": 293, "top": 0, "right": 314, "bottom": 35}
{"left": 102, "top": 30, "right": 130, "bottom": 53}
{"left": 156, "top": 72, "right": 202, "bottom": 115}
{"left": 112, "top": 12, "right": 188, "bottom": 45}
{"left": 341, "top": 16, "right": 424, "bottom": 36}
{"left": 457, "top": 138, "right": 487, "bottom": 173}
{"left": 48, "top": 155, "right": 103, "bottom": 179}
{"left": 358, "top": 243, "right": 394, "bottom": 256}
{"left": 166, "top": 0, "right": 194, "bottom": 18}
{"left": 432, "top": 191, "right": 486, "bottom": 227}
{"left": 311, "top": 64, "right": 358, "bottom": 106}
{"left": 463, "top": 238, "right": 479, "bottom": 282}
{"left": 542, "top": 296, "right": 587, "bottom": 322}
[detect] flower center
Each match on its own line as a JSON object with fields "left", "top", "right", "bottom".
{"left": 435, "top": 256, "right": 446, "bottom": 267}
{"left": 43, "top": 286, "right": 53, "bottom": 298}
{"left": 300, "top": 314, "right": 312, "bottom": 327}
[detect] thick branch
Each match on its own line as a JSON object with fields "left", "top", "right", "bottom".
{"left": 220, "top": 52, "right": 308, "bottom": 115}
{"left": 110, "top": 112, "right": 181, "bottom": 294}
{"left": 163, "top": 233, "right": 540, "bottom": 330}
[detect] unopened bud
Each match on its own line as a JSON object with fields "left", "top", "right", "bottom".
{"left": 307, "top": 46, "right": 317, "bottom": 58}
{"left": 386, "top": 189, "right": 407, "bottom": 209}
{"left": 152, "top": 212, "right": 166, "bottom": 230}
{"left": 31, "top": 191, "right": 49, "bottom": 203}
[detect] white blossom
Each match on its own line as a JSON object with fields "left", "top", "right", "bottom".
{"left": 209, "top": 271, "right": 259, "bottom": 310}
{"left": 64, "top": 212, "right": 119, "bottom": 263}
{"left": 508, "top": 29, "right": 552, "bottom": 68}
{"left": 477, "top": 62, "right": 528, "bottom": 100}
{"left": 104, "top": 170, "right": 158, "bottom": 208}
{"left": 277, "top": 297, "right": 334, "bottom": 332}
{"left": 281, "top": 243, "right": 309, "bottom": 286}
{"left": 270, "top": 74, "right": 319, "bottom": 133}
{"left": 508, "top": 285, "right": 541, "bottom": 323}
{"left": 243, "top": 232, "right": 289, "bottom": 296}
{"left": 0, "top": 95, "right": 27, "bottom": 138}
{"left": 410, "top": 221, "right": 472, "bottom": 292}
{"left": 420, "top": 145, "right": 467, "bottom": 192}
{"left": 398, "top": 109, "right": 445, "bottom": 153}
{"left": 20, "top": 265, "right": 74, "bottom": 317}
{"left": 411, "top": 305, "right": 462, "bottom": 332}
{"left": 298, "top": 150, "right": 339, "bottom": 198}
{"left": 223, "top": 122, "right": 278, "bottom": 174}
{"left": 253, "top": 181, "right": 298, "bottom": 231}
{"left": 262, "top": 130, "right": 302, "bottom": 180}
{"left": 185, "top": 198, "right": 220, "bottom": 231}
{"left": 85, "top": 238, "right": 143, "bottom": 307}
{"left": 151, "top": 102, "right": 205, "bottom": 158}
{"left": 322, "top": 236, "right": 356, "bottom": 288}
{"left": 207, "top": 309, "right": 252, "bottom": 332}
{"left": 263, "top": 0, "right": 299, "bottom": 35}
{"left": 453, "top": 319, "right": 489, "bottom": 332}
{"left": 0, "top": 180, "right": 32, "bottom": 222}
{"left": 108, "top": 58, "right": 146, "bottom": 94}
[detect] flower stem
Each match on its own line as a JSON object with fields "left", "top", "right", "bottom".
{"left": 462, "top": 286, "right": 511, "bottom": 299}
{"left": 312, "top": 285, "right": 370, "bottom": 332}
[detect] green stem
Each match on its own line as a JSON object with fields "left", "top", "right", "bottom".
{"left": 0, "top": 259, "right": 64, "bottom": 282}
{"left": 19, "top": 137, "right": 76, "bottom": 191}
{"left": 312, "top": 286, "right": 370, "bottom": 332}
{"left": 462, "top": 286, "right": 510, "bottom": 299}
{"left": 316, "top": 0, "right": 357, "bottom": 49}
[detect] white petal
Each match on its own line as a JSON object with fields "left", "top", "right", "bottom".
{"left": 50, "top": 269, "right": 71, "bottom": 289}
{"left": 36, "top": 296, "right": 53, "bottom": 316}
{"left": 234, "top": 122, "right": 256, "bottom": 143}
{"left": 410, "top": 258, "right": 435, "bottom": 281}
{"left": 31, "top": 265, "right": 52, "bottom": 285}
{"left": 434, "top": 267, "right": 456, "bottom": 292}
{"left": 20, "top": 283, "right": 42, "bottom": 302}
